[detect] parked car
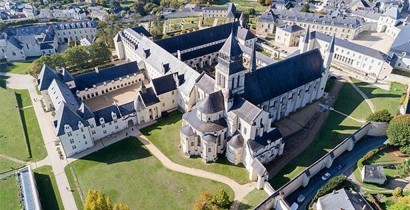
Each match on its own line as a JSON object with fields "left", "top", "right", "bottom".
{"left": 297, "top": 194, "right": 305, "bottom": 203}
{"left": 336, "top": 163, "right": 345, "bottom": 170}
{"left": 321, "top": 172, "right": 331, "bottom": 181}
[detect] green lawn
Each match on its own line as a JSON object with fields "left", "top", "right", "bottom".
{"left": 364, "top": 147, "right": 405, "bottom": 165}
{"left": 0, "top": 157, "right": 24, "bottom": 173}
{"left": 0, "top": 62, "right": 31, "bottom": 74}
{"left": 239, "top": 189, "right": 268, "bottom": 209}
{"left": 0, "top": 175, "right": 20, "bottom": 210}
{"left": 353, "top": 80, "right": 406, "bottom": 114}
{"left": 214, "top": 0, "right": 268, "bottom": 12}
{"left": 141, "top": 111, "right": 249, "bottom": 184}
{"left": 34, "top": 166, "right": 64, "bottom": 210}
{"left": 270, "top": 81, "right": 371, "bottom": 188}
{"left": 0, "top": 87, "right": 46, "bottom": 161}
{"left": 65, "top": 137, "right": 234, "bottom": 209}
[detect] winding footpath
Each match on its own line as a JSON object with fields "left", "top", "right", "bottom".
{"left": 345, "top": 77, "right": 376, "bottom": 113}
{"left": 136, "top": 133, "right": 255, "bottom": 202}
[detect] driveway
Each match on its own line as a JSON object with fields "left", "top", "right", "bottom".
{"left": 284, "top": 136, "right": 387, "bottom": 209}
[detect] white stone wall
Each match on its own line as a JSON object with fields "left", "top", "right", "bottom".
{"left": 158, "top": 90, "right": 178, "bottom": 112}
{"left": 136, "top": 104, "right": 161, "bottom": 124}
{"left": 56, "top": 27, "right": 97, "bottom": 43}
{"left": 202, "top": 9, "right": 226, "bottom": 18}
{"left": 59, "top": 122, "right": 94, "bottom": 157}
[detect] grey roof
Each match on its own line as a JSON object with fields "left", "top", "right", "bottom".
{"left": 304, "top": 26, "right": 310, "bottom": 44}
{"left": 243, "top": 49, "right": 323, "bottom": 105}
{"left": 180, "top": 43, "right": 224, "bottom": 61}
{"left": 53, "top": 20, "right": 97, "bottom": 30}
{"left": 195, "top": 72, "right": 215, "bottom": 94}
{"left": 228, "top": 133, "right": 244, "bottom": 148}
{"left": 130, "top": 26, "right": 152, "bottom": 37}
{"left": 230, "top": 97, "right": 262, "bottom": 124}
{"left": 351, "top": 9, "right": 381, "bottom": 21}
{"left": 183, "top": 110, "right": 227, "bottom": 132}
{"left": 37, "top": 65, "right": 61, "bottom": 91}
{"left": 390, "top": 24, "right": 410, "bottom": 56}
{"left": 18, "top": 167, "right": 41, "bottom": 210}
{"left": 327, "top": 34, "right": 335, "bottom": 53}
{"left": 93, "top": 105, "right": 121, "bottom": 126}
{"left": 152, "top": 73, "right": 177, "bottom": 95}
{"left": 383, "top": 6, "right": 401, "bottom": 19}
{"left": 249, "top": 128, "right": 282, "bottom": 151}
{"left": 78, "top": 103, "right": 94, "bottom": 120}
{"left": 8, "top": 36, "right": 23, "bottom": 49}
{"left": 197, "top": 90, "right": 225, "bottom": 114}
{"left": 181, "top": 125, "right": 195, "bottom": 136}
{"left": 248, "top": 43, "right": 257, "bottom": 72}
{"left": 313, "top": 31, "right": 387, "bottom": 60}
{"left": 317, "top": 188, "right": 372, "bottom": 210}
{"left": 239, "top": 44, "right": 275, "bottom": 65}
{"left": 278, "top": 25, "right": 304, "bottom": 33}
{"left": 202, "top": 6, "right": 227, "bottom": 11}
{"left": 50, "top": 79, "right": 81, "bottom": 110}
{"left": 139, "top": 87, "right": 160, "bottom": 107}
{"left": 203, "top": 134, "right": 217, "bottom": 143}
{"left": 258, "top": 9, "right": 276, "bottom": 23}
{"left": 267, "top": 9, "right": 364, "bottom": 28}
{"left": 250, "top": 158, "right": 267, "bottom": 176}
{"left": 220, "top": 30, "right": 243, "bottom": 59}
{"left": 363, "top": 165, "right": 386, "bottom": 180}
{"left": 226, "top": 3, "right": 236, "bottom": 19}
{"left": 118, "top": 101, "right": 135, "bottom": 116}
{"left": 237, "top": 26, "right": 256, "bottom": 41}
{"left": 74, "top": 62, "right": 141, "bottom": 91}
{"left": 62, "top": 68, "right": 74, "bottom": 82}
{"left": 40, "top": 43, "right": 54, "bottom": 50}
{"left": 54, "top": 102, "right": 88, "bottom": 136}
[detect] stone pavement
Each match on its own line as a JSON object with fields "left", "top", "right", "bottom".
{"left": 135, "top": 132, "right": 256, "bottom": 202}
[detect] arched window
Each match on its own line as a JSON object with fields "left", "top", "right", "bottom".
{"left": 208, "top": 148, "right": 211, "bottom": 153}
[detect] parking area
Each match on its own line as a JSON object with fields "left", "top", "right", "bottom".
{"left": 83, "top": 83, "right": 141, "bottom": 111}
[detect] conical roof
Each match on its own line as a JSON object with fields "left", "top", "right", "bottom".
{"left": 219, "top": 28, "right": 243, "bottom": 58}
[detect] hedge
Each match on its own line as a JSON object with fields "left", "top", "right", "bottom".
{"left": 312, "top": 175, "right": 351, "bottom": 202}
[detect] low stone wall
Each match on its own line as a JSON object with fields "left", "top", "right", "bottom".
{"left": 257, "top": 121, "right": 387, "bottom": 209}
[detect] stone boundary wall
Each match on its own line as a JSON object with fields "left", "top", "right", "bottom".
{"left": 257, "top": 121, "right": 387, "bottom": 210}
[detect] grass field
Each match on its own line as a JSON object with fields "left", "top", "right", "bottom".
{"left": 354, "top": 81, "right": 406, "bottom": 114}
{"left": 0, "top": 62, "right": 31, "bottom": 74}
{"left": 0, "top": 175, "right": 20, "bottom": 210}
{"left": 141, "top": 111, "right": 249, "bottom": 184}
{"left": 239, "top": 189, "right": 268, "bottom": 209}
{"left": 0, "top": 157, "right": 24, "bottom": 172}
{"left": 0, "top": 87, "right": 46, "bottom": 161}
{"left": 65, "top": 137, "right": 234, "bottom": 209}
{"left": 34, "top": 166, "right": 64, "bottom": 210}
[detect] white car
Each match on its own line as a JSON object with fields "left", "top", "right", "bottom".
{"left": 321, "top": 172, "right": 331, "bottom": 181}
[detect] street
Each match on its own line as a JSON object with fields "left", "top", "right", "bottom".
{"left": 285, "top": 136, "right": 387, "bottom": 209}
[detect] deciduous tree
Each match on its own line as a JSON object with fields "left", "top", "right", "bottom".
{"left": 387, "top": 115, "right": 410, "bottom": 153}
{"left": 366, "top": 109, "right": 393, "bottom": 122}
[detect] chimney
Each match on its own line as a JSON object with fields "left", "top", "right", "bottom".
{"left": 177, "top": 50, "right": 181, "bottom": 60}
{"left": 95, "top": 66, "right": 99, "bottom": 73}
{"left": 173, "top": 73, "right": 179, "bottom": 86}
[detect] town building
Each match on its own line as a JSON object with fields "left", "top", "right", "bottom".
{"left": 202, "top": 3, "right": 237, "bottom": 22}
{"left": 361, "top": 165, "right": 387, "bottom": 185}
{"left": 257, "top": 8, "right": 366, "bottom": 39}
{"left": 275, "top": 24, "right": 304, "bottom": 47}
{"left": 389, "top": 24, "right": 410, "bottom": 72}
{"left": 38, "top": 6, "right": 86, "bottom": 20}
{"left": 317, "top": 188, "right": 372, "bottom": 210}
{"left": 0, "top": 20, "right": 97, "bottom": 61}
{"left": 300, "top": 29, "right": 393, "bottom": 81}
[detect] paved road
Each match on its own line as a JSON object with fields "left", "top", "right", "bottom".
{"left": 135, "top": 133, "right": 256, "bottom": 203}
{"left": 284, "top": 136, "right": 387, "bottom": 210}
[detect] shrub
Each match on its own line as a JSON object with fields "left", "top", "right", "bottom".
{"left": 393, "top": 187, "right": 404, "bottom": 197}
{"left": 387, "top": 115, "right": 410, "bottom": 153}
{"left": 366, "top": 109, "right": 393, "bottom": 122}
{"left": 397, "top": 159, "right": 410, "bottom": 178}
{"left": 313, "top": 175, "right": 350, "bottom": 202}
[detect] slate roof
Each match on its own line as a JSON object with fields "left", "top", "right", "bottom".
{"left": 317, "top": 189, "right": 372, "bottom": 210}
{"left": 130, "top": 26, "right": 152, "bottom": 37}
{"left": 53, "top": 20, "right": 97, "bottom": 30}
{"left": 6, "top": 25, "right": 50, "bottom": 36}
{"left": 78, "top": 103, "right": 94, "bottom": 120}
{"left": 40, "top": 43, "right": 54, "bottom": 50}
{"left": 203, "top": 134, "right": 217, "bottom": 143}
{"left": 243, "top": 49, "right": 323, "bottom": 105}
{"left": 50, "top": 79, "right": 81, "bottom": 110}
{"left": 258, "top": 9, "right": 276, "bottom": 23}
{"left": 239, "top": 44, "right": 275, "bottom": 65}
{"left": 220, "top": 30, "right": 243, "bottom": 59}
{"left": 180, "top": 43, "right": 224, "bottom": 61}
{"left": 390, "top": 24, "right": 410, "bottom": 56}
{"left": 18, "top": 167, "right": 41, "bottom": 210}
{"left": 202, "top": 6, "right": 227, "bottom": 11}
{"left": 181, "top": 125, "right": 195, "bottom": 136}
{"left": 139, "top": 87, "right": 160, "bottom": 107}
{"left": 383, "top": 6, "right": 401, "bottom": 19}
{"left": 37, "top": 65, "right": 62, "bottom": 91}
{"left": 118, "top": 101, "right": 135, "bottom": 116}
{"left": 183, "top": 110, "right": 227, "bottom": 132}
{"left": 278, "top": 25, "right": 304, "bottom": 33}
{"left": 73, "top": 62, "right": 141, "bottom": 91}
{"left": 363, "top": 165, "right": 386, "bottom": 180}
{"left": 54, "top": 102, "right": 89, "bottom": 136}
{"left": 230, "top": 97, "right": 262, "bottom": 124}
{"left": 155, "top": 22, "right": 235, "bottom": 54}
{"left": 249, "top": 128, "right": 283, "bottom": 151}
{"left": 93, "top": 105, "right": 121, "bottom": 126}
{"left": 197, "top": 90, "right": 225, "bottom": 114}
{"left": 62, "top": 68, "right": 74, "bottom": 82}
{"left": 152, "top": 73, "right": 177, "bottom": 95}
{"left": 351, "top": 9, "right": 381, "bottom": 21}
{"left": 313, "top": 31, "right": 387, "bottom": 60}
{"left": 8, "top": 36, "right": 23, "bottom": 49}
{"left": 195, "top": 72, "right": 215, "bottom": 94}
{"left": 250, "top": 158, "right": 267, "bottom": 176}
{"left": 228, "top": 133, "right": 244, "bottom": 148}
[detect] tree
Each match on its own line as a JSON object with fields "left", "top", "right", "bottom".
{"left": 393, "top": 187, "right": 404, "bottom": 197}
{"left": 84, "top": 190, "right": 129, "bottom": 210}
{"left": 387, "top": 115, "right": 410, "bottom": 153}
{"left": 366, "top": 109, "right": 393, "bottom": 122}
{"left": 109, "top": 14, "right": 117, "bottom": 22}
{"left": 246, "top": 8, "right": 256, "bottom": 16}
{"left": 64, "top": 45, "right": 90, "bottom": 69}
{"left": 0, "top": 22, "right": 5, "bottom": 31}
{"left": 397, "top": 159, "right": 410, "bottom": 178}
{"left": 388, "top": 196, "right": 410, "bottom": 210}
{"left": 88, "top": 42, "right": 111, "bottom": 65}
{"left": 213, "top": 189, "right": 230, "bottom": 208}
{"left": 300, "top": 3, "right": 310, "bottom": 12}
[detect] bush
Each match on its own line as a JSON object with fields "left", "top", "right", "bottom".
{"left": 387, "top": 115, "right": 410, "bottom": 153}
{"left": 366, "top": 109, "right": 393, "bottom": 122}
{"left": 313, "top": 175, "right": 350, "bottom": 202}
{"left": 358, "top": 147, "right": 384, "bottom": 170}
{"left": 393, "top": 187, "right": 404, "bottom": 197}
{"left": 397, "top": 159, "right": 410, "bottom": 178}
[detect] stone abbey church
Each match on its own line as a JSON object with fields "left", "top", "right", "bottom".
{"left": 37, "top": 20, "right": 334, "bottom": 186}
